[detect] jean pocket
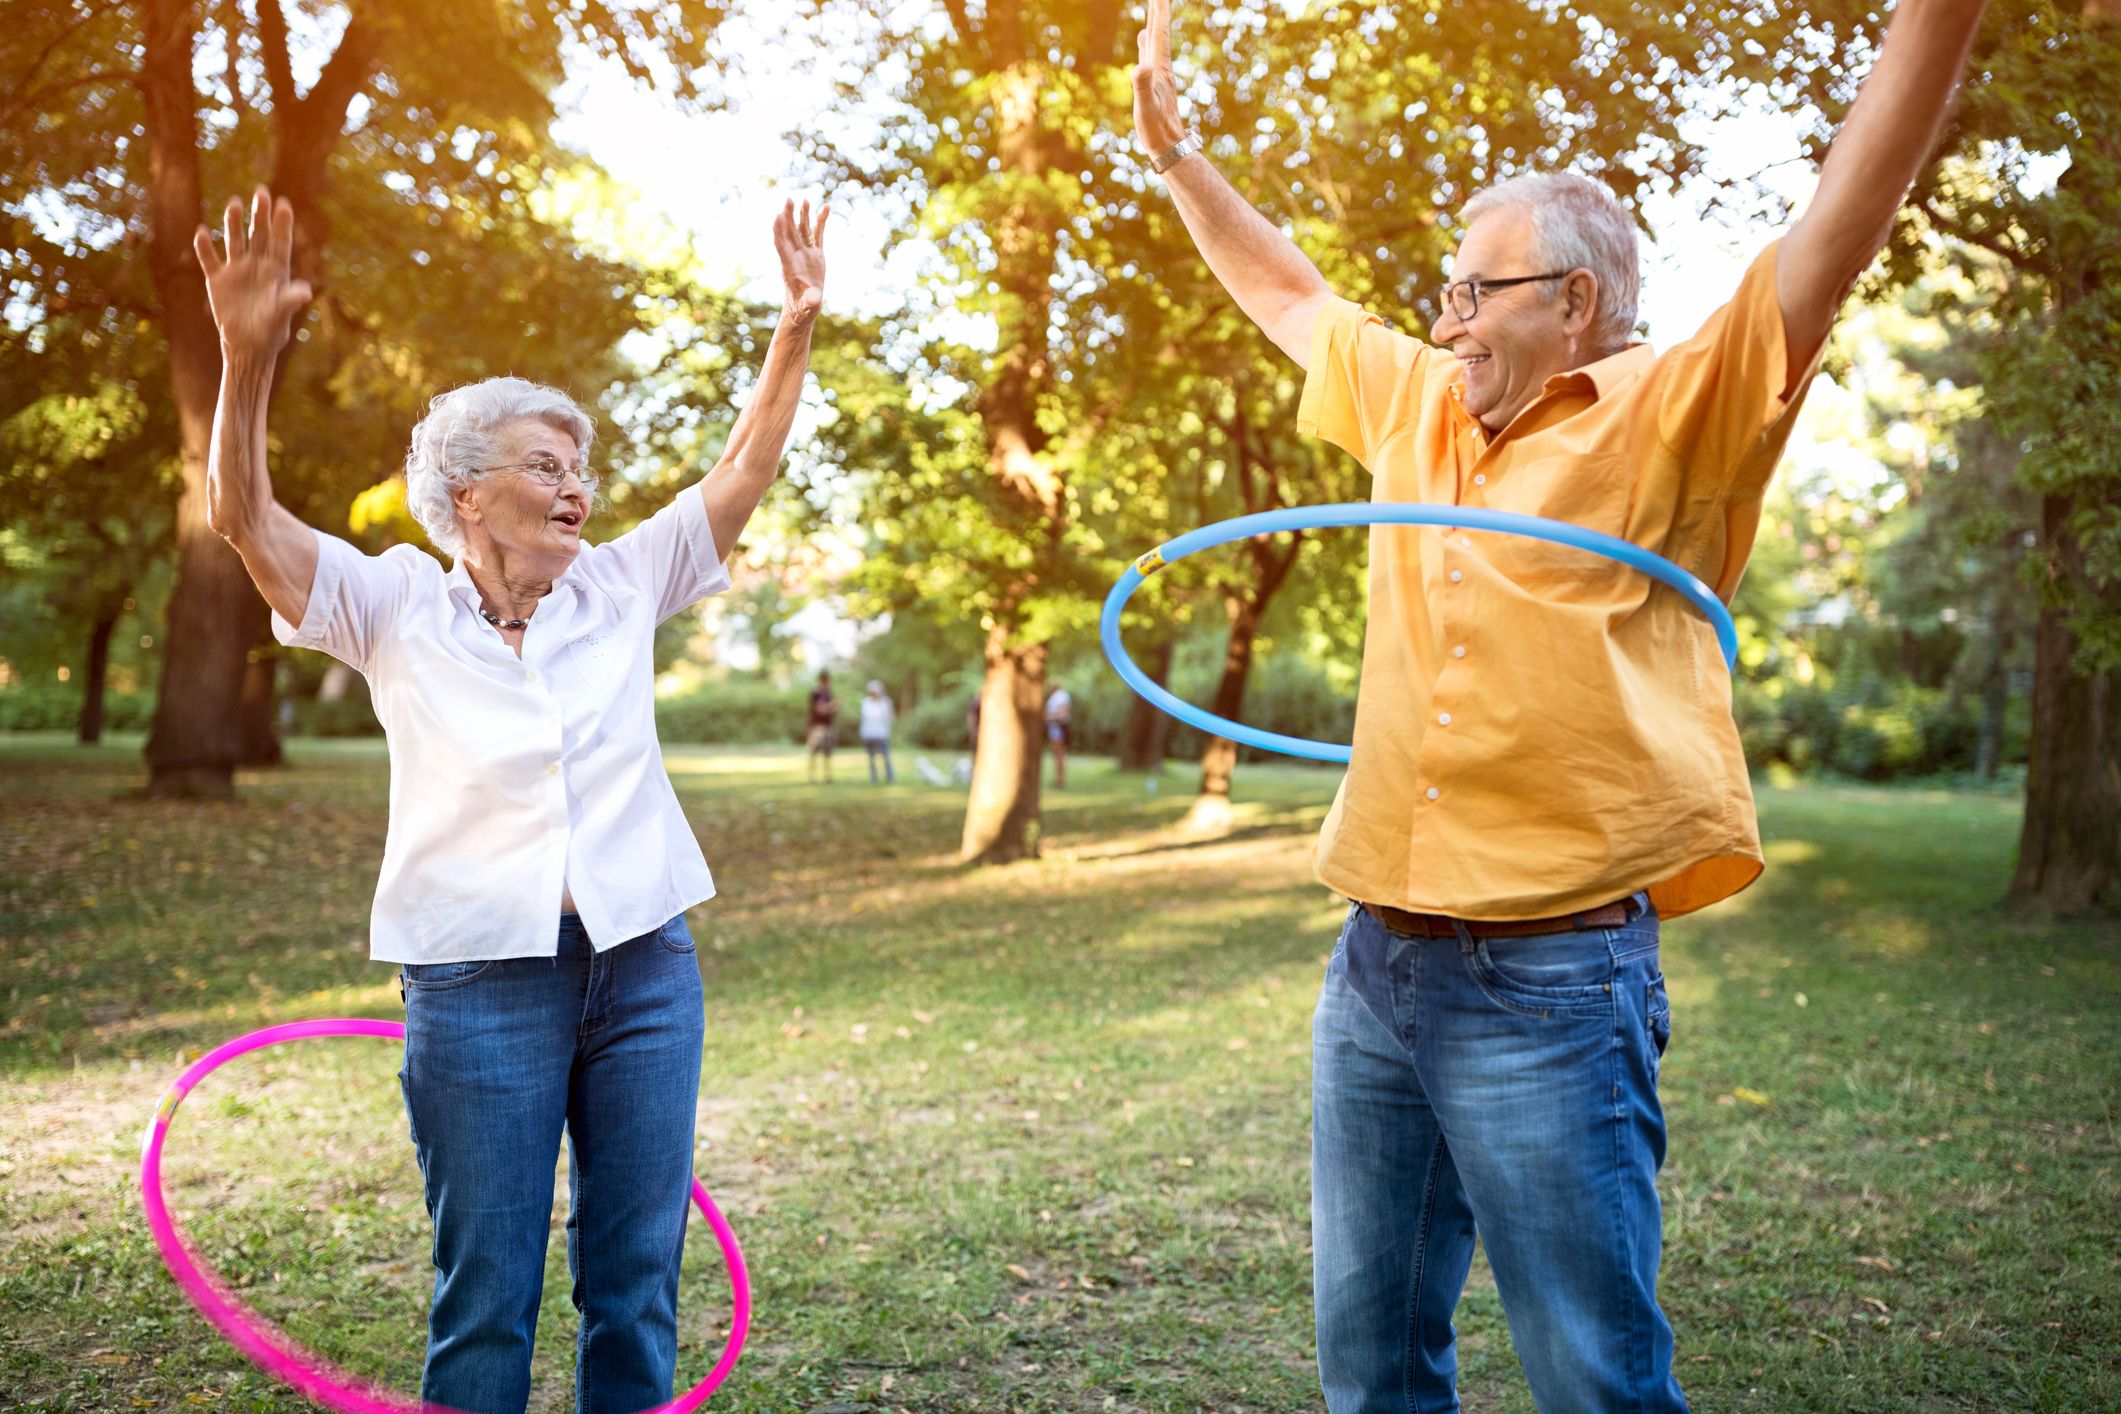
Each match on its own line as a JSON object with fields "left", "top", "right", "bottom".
{"left": 1637, "top": 975, "right": 1671, "bottom": 1085}
{"left": 1465, "top": 931, "right": 1614, "bottom": 1017}
{"left": 654, "top": 916, "right": 698, "bottom": 955}
{"left": 399, "top": 959, "right": 496, "bottom": 992}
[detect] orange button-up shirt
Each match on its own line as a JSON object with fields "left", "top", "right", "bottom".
{"left": 1297, "top": 240, "right": 1819, "bottom": 921}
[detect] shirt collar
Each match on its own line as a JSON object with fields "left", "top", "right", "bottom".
{"left": 444, "top": 553, "right": 585, "bottom": 614}
{"left": 1544, "top": 342, "right": 1656, "bottom": 401}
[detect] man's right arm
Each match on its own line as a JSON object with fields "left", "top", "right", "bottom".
{"left": 1134, "top": 0, "right": 1333, "bottom": 367}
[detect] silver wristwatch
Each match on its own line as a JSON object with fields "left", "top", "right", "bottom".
{"left": 1150, "top": 130, "right": 1205, "bottom": 175}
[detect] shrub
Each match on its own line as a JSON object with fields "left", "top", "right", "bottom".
{"left": 655, "top": 680, "right": 813, "bottom": 745}
{"left": 0, "top": 687, "right": 155, "bottom": 734}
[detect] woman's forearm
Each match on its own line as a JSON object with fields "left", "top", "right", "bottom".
{"left": 204, "top": 351, "right": 281, "bottom": 543}
{"left": 701, "top": 306, "right": 817, "bottom": 555}
{"left": 205, "top": 349, "right": 319, "bottom": 625}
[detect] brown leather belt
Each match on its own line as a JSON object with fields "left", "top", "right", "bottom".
{"left": 1360, "top": 896, "right": 1638, "bottom": 940}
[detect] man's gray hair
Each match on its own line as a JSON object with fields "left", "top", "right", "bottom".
{"left": 403, "top": 377, "right": 595, "bottom": 557}
{"left": 1460, "top": 172, "right": 1641, "bottom": 352}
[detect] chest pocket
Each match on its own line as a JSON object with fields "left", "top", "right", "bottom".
{"left": 565, "top": 628, "right": 630, "bottom": 688}
{"left": 1481, "top": 451, "right": 1634, "bottom": 591}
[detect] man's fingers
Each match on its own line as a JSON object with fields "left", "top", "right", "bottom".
{"left": 278, "top": 281, "right": 314, "bottom": 319}
{"left": 814, "top": 203, "right": 831, "bottom": 245}
{"left": 1146, "top": 0, "right": 1173, "bottom": 65}
{"left": 249, "top": 187, "right": 271, "bottom": 247}
{"left": 192, "top": 226, "right": 219, "bottom": 274}
{"left": 224, "top": 198, "right": 247, "bottom": 257}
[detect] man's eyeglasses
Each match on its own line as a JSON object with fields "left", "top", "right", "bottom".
{"left": 481, "top": 455, "right": 601, "bottom": 497}
{"left": 1435, "top": 271, "right": 1573, "bottom": 322}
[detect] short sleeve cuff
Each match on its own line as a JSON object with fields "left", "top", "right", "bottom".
{"left": 1295, "top": 296, "right": 1371, "bottom": 443}
{"left": 675, "top": 485, "right": 734, "bottom": 602}
{"left": 271, "top": 527, "right": 345, "bottom": 650}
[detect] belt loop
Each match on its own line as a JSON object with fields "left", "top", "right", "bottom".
{"left": 1450, "top": 917, "right": 1477, "bottom": 954}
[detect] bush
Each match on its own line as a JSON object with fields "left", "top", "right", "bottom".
{"left": 290, "top": 687, "right": 382, "bottom": 738}
{"left": 0, "top": 686, "right": 155, "bottom": 734}
{"left": 655, "top": 680, "right": 813, "bottom": 745}
{"left": 1736, "top": 677, "right": 1989, "bottom": 781}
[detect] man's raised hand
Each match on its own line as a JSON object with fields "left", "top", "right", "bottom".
{"left": 1134, "top": 0, "right": 1187, "bottom": 157}
{"left": 192, "top": 187, "right": 312, "bottom": 358}
{"left": 772, "top": 198, "right": 829, "bottom": 323}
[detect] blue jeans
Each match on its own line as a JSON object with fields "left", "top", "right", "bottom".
{"left": 1311, "top": 900, "right": 1686, "bottom": 1414}
{"left": 398, "top": 915, "right": 704, "bottom": 1414}
{"left": 863, "top": 736, "right": 894, "bottom": 783}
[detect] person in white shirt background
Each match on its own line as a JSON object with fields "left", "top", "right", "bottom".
{"left": 859, "top": 679, "right": 896, "bottom": 784}
{"left": 1043, "top": 681, "right": 1074, "bottom": 788}
{"left": 191, "top": 185, "right": 828, "bottom": 1414}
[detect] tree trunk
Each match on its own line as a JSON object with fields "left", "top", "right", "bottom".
{"left": 2008, "top": 499, "right": 2121, "bottom": 913}
{"left": 959, "top": 623, "right": 1047, "bottom": 863}
{"left": 957, "top": 23, "right": 1064, "bottom": 865}
{"left": 238, "top": 647, "right": 283, "bottom": 767}
{"left": 139, "top": 0, "right": 256, "bottom": 799}
{"left": 137, "top": 0, "right": 376, "bottom": 796}
{"left": 77, "top": 610, "right": 119, "bottom": 745}
{"left": 1186, "top": 595, "right": 1267, "bottom": 832}
{"left": 1117, "top": 637, "right": 1174, "bottom": 772}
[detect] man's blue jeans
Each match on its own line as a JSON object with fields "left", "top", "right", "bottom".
{"left": 1311, "top": 900, "right": 1687, "bottom": 1413}
{"left": 863, "top": 736, "right": 895, "bottom": 783}
{"left": 398, "top": 915, "right": 704, "bottom": 1414}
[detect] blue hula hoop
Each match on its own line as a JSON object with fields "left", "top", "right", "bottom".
{"left": 1100, "top": 503, "right": 1738, "bottom": 765}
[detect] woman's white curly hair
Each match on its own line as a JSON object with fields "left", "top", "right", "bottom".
{"left": 402, "top": 377, "right": 594, "bottom": 557}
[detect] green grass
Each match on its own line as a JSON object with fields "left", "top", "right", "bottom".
{"left": 2, "top": 732, "right": 2115, "bottom": 1412}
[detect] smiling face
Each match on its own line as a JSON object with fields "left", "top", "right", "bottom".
{"left": 1430, "top": 203, "right": 1601, "bottom": 434}
{"left": 451, "top": 418, "right": 593, "bottom": 580}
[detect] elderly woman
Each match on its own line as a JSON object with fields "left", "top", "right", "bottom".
{"left": 193, "top": 187, "right": 827, "bottom": 1412}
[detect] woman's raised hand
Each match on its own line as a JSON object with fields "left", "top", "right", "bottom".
{"left": 772, "top": 198, "right": 829, "bottom": 322}
{"left": 192, "top": 187, "right": 312, "bottom": 358}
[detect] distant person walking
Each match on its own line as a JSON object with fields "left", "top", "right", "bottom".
{"left": 806, "top": 670, "right": 838, "bottom": 783}
{"left": 859, "top": 680, "right": 896, "bottom": 784}
{"left": 1044, "top": 682, "right": 1073, "bottom": 788}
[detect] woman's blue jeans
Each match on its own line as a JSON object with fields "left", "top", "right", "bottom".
{"left": 398, "top": 915, "right": 704, "bottom": 1414}
{"left": 1311, "top": 900, "right": 1687, "bottom": 1413}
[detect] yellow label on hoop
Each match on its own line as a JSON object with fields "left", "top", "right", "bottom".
{"left": 1134, "top": 548, "right": 1167, "bottom": 576}
{"left": 154, "top": 1088, "right": 183, "bottom": 1124}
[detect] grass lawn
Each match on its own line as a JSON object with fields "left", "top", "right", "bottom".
{"left": 2, "top": 732, "right": 2115, "bottom": 1412}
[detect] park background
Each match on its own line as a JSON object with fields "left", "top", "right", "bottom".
{"left": 2, "top": 0, "right": 2116, "bottom": 1410}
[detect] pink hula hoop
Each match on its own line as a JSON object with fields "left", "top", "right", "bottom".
{"left": 138, "top": 1018, "right": 751, "bottom": 1413}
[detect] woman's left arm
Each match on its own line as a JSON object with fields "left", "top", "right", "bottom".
{"left": 701, "top": 199, "right": 829, "bottom": 558}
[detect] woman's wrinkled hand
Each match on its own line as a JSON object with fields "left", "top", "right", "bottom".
{"left": 192, "top": 187, "right": 312, "bottom": 359}
{"left": 772, "top": 198, "right": 829, "bottom": 323}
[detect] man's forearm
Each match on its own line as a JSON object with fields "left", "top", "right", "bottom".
{"left": 1161, "top": 150, "right": 1333, "bottom": 364}
{"left": 1804, "top": 0, "right": 1989, "bottom": 279}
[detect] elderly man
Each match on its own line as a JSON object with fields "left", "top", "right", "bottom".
{"left": 195, "top": 185, "right": 827, "bottom": 1412}
{"left": 1133, "top": 1, "right": 1991, "bottom": 1409}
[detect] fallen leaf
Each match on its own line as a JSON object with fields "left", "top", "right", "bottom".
{"left": 1732, "top": 1086, "right": 1772, "bottom": 1106}
{"left": 1006, "top": 1263, "right": 1031, "bottom": 1281}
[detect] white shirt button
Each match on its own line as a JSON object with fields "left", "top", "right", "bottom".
{"left": 1473, "top": 474, "right": 1487, "bottom": 486}
{"left": 1453, "top": 646, "right": 1467, "bottom": 658}
{"left": 1438, "top": 712, "right": 1452, "bottom": 725}
{"left": 547, "top": 762, "right": 561, "bottom": 776}
{"left": 1460, "top": 537, "right": 1472, "bottom": 548}
{"left": 1449, "top": 570, "right": 1464, "bottom": 584}
{"left": 1425, "top": 787, "right": 1440, "bottom": 801}
{"left": 526, "top": 670, "right": 539, "bottom": 683}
